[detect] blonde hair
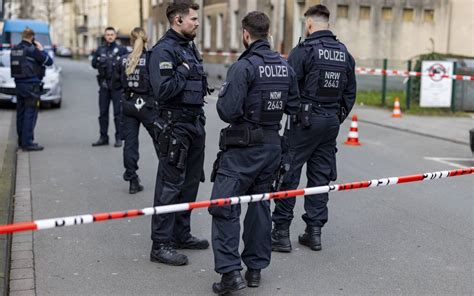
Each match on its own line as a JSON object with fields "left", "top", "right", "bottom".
{"left": 22, "top": 28, "right": 35, "bottom": 39}
{"left": 126, "top": 27, "right": 148, "bottom": 76}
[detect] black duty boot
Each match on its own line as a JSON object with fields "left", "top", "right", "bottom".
{"left": 92, "top": 137, "right": 109, "bottom": 147}
{"left": 175, "top": 236, "right": 209, "bottom": 250}
{"left": 22, "top": 144, "right": 44, "bottom": 152}
{"left": 245, "top": 269, "right": 261, "bottom": 288}
{"left": 129, "top": 178, "right": 144, "bottom": 194}
{"left": 114, "top": 138, "right": 123, "bottom": 148}
{"left": 212, "top": 270, "right": 246, "bottom": 295}
{"left": 150, "top": 243, "right": 188, "bottom": 266}
{"left": 298, "top": 226, "right": 322, "bottom": 251}
{"left": 271, "top": 222, "right": 292, "bottom": 252}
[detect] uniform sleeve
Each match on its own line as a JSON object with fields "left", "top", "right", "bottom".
{"left": 343, "top": 53, "right": 357, "bottom": 116}
{"left": 112, "top": 56, "right": 124, "bottom": 90}
{"left": 287, "top": 46, "right": 306, "bottom": 82}
{"left": 285, "top": 65, "right": 300, "bottom": 115}
{"left": 148, "top": 44, "right": 190, "bottom": 102}
{"left": 32, "top": 48, "right": 53, "bottom": 67}
{"left": 91, "top": 49, "right": 99, "bottom": 69}
{"left": 216, "top": 61, "right": 252, "bottom": 123}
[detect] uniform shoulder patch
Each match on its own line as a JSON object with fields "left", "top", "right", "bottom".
{"left": 159, "top": 62, "right": 173, "bottom": 69}
{"left": 218, "top": 81, "right": 230, "bottom": 97}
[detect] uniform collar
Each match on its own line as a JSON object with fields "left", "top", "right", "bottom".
{"left": 20, "top": 40, "right": 33, "bottom": 46}
{"left": 106, "top": 41, "right": 117, "bottom": 48}
{"left": 167, "top": 28, "right": 193, "bottom": 45}
{"left": 306, "top": 30, "right": 337, "bottom": 41}
{"left": 239, "top": 39, "right": 271, "bottom": 60}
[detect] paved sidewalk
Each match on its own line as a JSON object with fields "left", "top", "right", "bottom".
{"left": 0, "top": 110, "right": 16, "bottom": 296}
{"left": 352, "top": 105, "right": 474, "bottom": 145}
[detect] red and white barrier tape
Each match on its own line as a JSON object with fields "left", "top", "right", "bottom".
{"left": 201, "top": 52, "right": 473, "bottom": 81}
{"left": 355, "top": 67, "right": 474, "bottom": 81}
{"left": 0, "top": 168, "right": 472, "bottom": 235}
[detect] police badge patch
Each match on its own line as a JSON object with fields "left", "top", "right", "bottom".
{"left": 159, "top": 62, "right": 173, "bottom": 76}
{"left": 218, "top": 81, "right": 229, "bottom": 97}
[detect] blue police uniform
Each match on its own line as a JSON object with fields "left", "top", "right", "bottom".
{"left": 114, "top": 51, "right": 158, "bottom": 192}
{"left": 271, "top": 30, "right": 356, "bottom": 251}
{"left": 209, "top": 39, "right": 299, "bottom": 282}
{"left": 91, "top": 41, "right": 128, "bottom": 145}
{"left": 148, "top": 28, "right": 209, "bottom": 264}
{"left": 10, "top": 40, "right": 53, "bottom": 150}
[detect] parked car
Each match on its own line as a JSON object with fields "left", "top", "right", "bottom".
{"left": 56, "top": 45, "right": 73, "bottom": 57}
{"left": 0, "top": 19, "right": 62, "bottom": 108}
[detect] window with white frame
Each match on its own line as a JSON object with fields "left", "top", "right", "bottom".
{"left": 230, "top": 10, "right": 238, "bottom": 50}
{"left": 204, "top": 15, "right": 212, "bottom": 49}
{"left": 216, "top": 13, "right": 223, "bottom": 49}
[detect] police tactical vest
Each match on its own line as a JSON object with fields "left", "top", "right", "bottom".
{"left": 243, "top": 50, "right": 291, "bottom": 126}
{"left": 97, "top": 45, "right": 120, "bottom": 80}
{"left": 165, "top": 39, "right": 205, "bottom": 106}
{"left": 301, "top": 39, "right": 349, "bottom": 104}
{"left": 10, "top": 43, "right": 42, "bottom": 79}
{"left": 120, "top": 52, "right": 150, "bottom": 95}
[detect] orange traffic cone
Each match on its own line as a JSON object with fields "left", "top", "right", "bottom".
{"left": 344, "top": 115, "right": 361, "bottom": 146}
{"left": 391, "top": 97, "right": 402, "bottom": 118}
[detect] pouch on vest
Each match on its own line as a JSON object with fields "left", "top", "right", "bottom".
{"left": 299, "top": 103, "right": 313, "bottom": 128}
{"left": 157, "top": 124, "right": 171, "bottom": 157}
{"left": 181, "top": 79, "right": 203, "bottom": 105}
{"left": 219, "top": 126, "right": 250, "bottom": 150}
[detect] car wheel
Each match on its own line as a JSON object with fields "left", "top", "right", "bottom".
{"left": 51, "top": 100, "right": 62, "bottom": 109}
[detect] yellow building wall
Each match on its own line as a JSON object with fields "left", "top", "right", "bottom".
{"left": 108, "top": 0, "right": 141, "bottom": 37}
{"left": 448, "top": 0, "right": 474, "bottom": 56}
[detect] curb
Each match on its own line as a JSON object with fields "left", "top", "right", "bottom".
{"left": 358, "top": 118, "right": 470, "bottom": 146}
{"left": 9, "top": 151, "right": 35, "bottom": 296}
{"left": 0, "top": 112, "right": 16, "bottom": 296}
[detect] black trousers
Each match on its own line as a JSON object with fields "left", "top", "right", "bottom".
{"left": 209, "top": 142, "right": 281, "bottom": 274}
{"left": 272, "top": 109, "right": 340, "bottom": 228}
{"left": 15, "top": 82, "right": 40, "bottom": 147}
{"left": 98, "top": 83, "right": 122, "bottom": 140}
{"left": 122, "top": 98, "right": 158, "bottom": 181}
{"left": 151, "top": 115, "right": 205, "bottom": 244}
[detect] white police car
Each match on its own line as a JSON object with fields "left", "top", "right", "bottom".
{"left": 0, "top": 19, "right": 62, "bottom": 108}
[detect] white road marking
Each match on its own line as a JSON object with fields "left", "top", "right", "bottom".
{"left": 424, "top": 157, "right": 473, "bottom": 169}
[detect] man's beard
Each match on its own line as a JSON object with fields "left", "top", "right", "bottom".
{"left": 242, "top": 36, "right": 249, "bottom": 49}
{"left": 182, "top": 29, "right": 196, "bottom": 40}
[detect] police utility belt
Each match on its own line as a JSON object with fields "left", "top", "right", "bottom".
{"left": 219, "top": 125, "right": 279, "bottom": 151}
{"left": 159, "top": 109, "right": 202, "bottom": 125}
{"left": 291, "top": 101, "right": 340, "bottom": 128}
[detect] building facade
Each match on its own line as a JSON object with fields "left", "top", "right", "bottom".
{"left": 145, "top": 0, "right": 471, "bottom": 65}
{"left": 283, "top": 0, "right": 473, "bottom": 66}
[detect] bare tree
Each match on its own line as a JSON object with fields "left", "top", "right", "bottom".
{"left": 18, "top": 0, "right": 34, "bottom": 19}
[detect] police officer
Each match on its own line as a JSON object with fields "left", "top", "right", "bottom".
{"left": 11, "top": 28, "right": 53, "bottom": 151}
{"left": 209, "top": 12, "right": 299, "bottom": 294}
{"left": 271, "top": 4, "right": 356, "bottom": 252}
{"left": 91, "top": 27, "right": 128, "bottom": 148}
{"left": 148, "top": 0, "right": 209, "bottom": 266}
{"left": 114, "top": 28, "right": 158, "bottom": 194}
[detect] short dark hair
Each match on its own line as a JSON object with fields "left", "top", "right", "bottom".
{"left": 241, "top": 11, "right": 270, "bottom": 40}
{"left": 104, "top": 26, "right": 116, "bottom": 33}
{"left": 166, "top": 0, "right": 200, "bottom": 24}
{"left": 304, "top": 4, "right": 330, "bottom": 21}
